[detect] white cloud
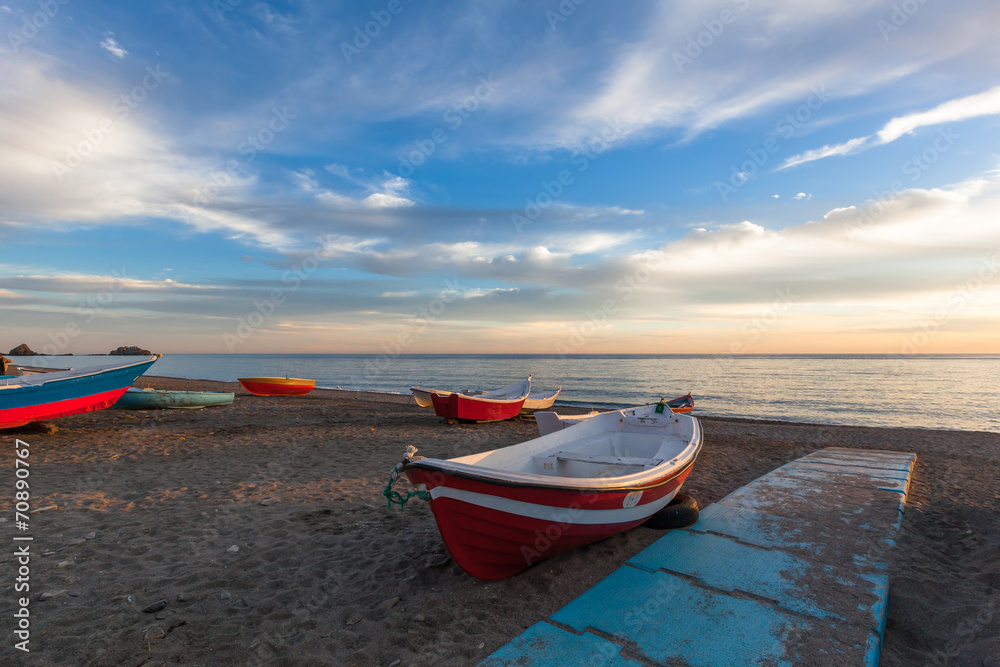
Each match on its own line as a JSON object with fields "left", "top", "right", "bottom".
{"left": 100, "top": 36, "right": 127, "bottom": 59}
{"left": 782, "top": 85, "right": 1000, "bottom": 170}
{"left": 778, "top": 136, "right": 871, "bottom": 170}
{"left": 362, "top": 192, "right": 414, "bottom": 208}
{"left": 793, "top": 192, "right": 812, "bottom": 200}
{"left": 878, "top": 85, "right": 1000, "bottom": 143}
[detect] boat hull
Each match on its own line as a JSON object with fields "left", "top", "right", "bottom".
{"left": 404, "top": 462, "right": 694, "bottom": 580}
{"left": 114, "top": 388, "right": 235, "bottom": 410}
{"left": 0, "top": 357, "right": 159, "bottom": 429}
{"left": 521, "top": 388, "right": 561, "bottom": 414}
{"left": 665, "top": 393, "right": 694, "bottom": 414}
{"left": 237, "top": 377, "right": 315, "bottom": 396}
{"left": 430, "top": 392, "right": 526, "bottom": 422}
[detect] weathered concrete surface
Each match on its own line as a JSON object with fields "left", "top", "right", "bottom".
{"left": 482, "top": 447, "right": 915, "bottom": 667}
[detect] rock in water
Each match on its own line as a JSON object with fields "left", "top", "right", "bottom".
{"left": 7, "top": 344, "right": 37, "bottom": 356}
{"left": 108, "top": 345, "right": 153, "bottom": 356}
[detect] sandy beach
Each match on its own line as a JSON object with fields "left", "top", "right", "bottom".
{"left": 1, "top": 377, "right": 998, "bottom": 666}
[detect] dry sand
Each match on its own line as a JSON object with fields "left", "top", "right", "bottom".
{"left": 1, "top": 376, "right": 998, "bottom": 666}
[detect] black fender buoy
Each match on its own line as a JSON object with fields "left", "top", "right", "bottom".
{"left": 642, "top": 493, "right": 699, "bottom": 530}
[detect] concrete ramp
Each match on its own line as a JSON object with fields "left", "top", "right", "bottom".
{"left": 481, "top": 447, "right": 916, "bottom": 667}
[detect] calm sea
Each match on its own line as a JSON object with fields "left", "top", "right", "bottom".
{"left": 11, "top": 354, "right": 999, "bottom": 434}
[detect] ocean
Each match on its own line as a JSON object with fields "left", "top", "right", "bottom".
{"left": 12, "top": 353, "right": 999, "bottom": 433}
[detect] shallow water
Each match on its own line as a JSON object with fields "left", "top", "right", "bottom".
{"left": 14, "top": 353, "right": 999, "bottom": 433}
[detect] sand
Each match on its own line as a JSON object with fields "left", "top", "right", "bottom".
{"left": 1, "top": 376, "right": 998, "bottom": 666}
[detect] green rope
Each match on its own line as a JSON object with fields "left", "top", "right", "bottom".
{"left": 382, "top": 464, "right": 430, "bottom": 510}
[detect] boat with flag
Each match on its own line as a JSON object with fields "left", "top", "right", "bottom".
{"left": 0, "top": 355, "right": 161, "bottom": 429}
{"left": 389, "top": 403, "right": 703, "bottom": 579}
{"left": 535, "top": 394, "right": 694, "bottom": 436}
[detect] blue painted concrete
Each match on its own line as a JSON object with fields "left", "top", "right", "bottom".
{"left": 482, "top": 447, "right": 916, "bottom": 666}
{"left": 480, "top": 622, "right": 644, "bottom": 667}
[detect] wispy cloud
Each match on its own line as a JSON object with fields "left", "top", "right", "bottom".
{"left": 781, "top": 85, "right": 1000, "bottom": 170}
{"left": 99, "top": 35, "right": 127, "bottom": 59}
{"left": 777, "top": 136, "right": 871, "bottom": 170}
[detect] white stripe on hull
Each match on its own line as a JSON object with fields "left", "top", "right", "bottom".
{"left": 429, "top": 485, "right": 679, "bottom": 525}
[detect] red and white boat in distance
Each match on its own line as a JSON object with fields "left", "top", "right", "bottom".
{"left": 412, "top": 376, "right": 559, "bottom": 414}
{"left": 535, "top": 394, "right": 695, "bottom": 436}
{"left": 400, "top": 403, "right": 703, "bottom": 579}
{"left": 428, "top": 377, "right": 530, "bottom": 423}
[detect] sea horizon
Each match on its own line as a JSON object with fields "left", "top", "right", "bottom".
{"left": 11, "top": 352, "right": 999, "bottom": 434}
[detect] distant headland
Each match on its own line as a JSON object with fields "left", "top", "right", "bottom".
{"left": 6, "top": 343, "right": 153, "bottom": 356}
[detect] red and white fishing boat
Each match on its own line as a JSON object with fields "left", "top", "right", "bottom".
{"left": 412, "top": 376, "right": 558, "bottom": 415}
{"left": 237, "top": 376, "right": 316, "bottom": 396}
{"left": 535, "top": 394, "right": 694, "bottom": 436}
{"left": 396, "top": 403, "right": 703, "bottom": 579}
{"left": 429, "top": 377, "right": 530, "bottom": 423}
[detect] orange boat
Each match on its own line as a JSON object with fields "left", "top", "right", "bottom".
{"left": 237, "top": 376, "right": 316, "bottom": 396}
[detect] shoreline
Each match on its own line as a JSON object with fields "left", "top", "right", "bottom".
{"left": 146, "top": 374, "right": 1000, "bottom": 436}
{"left": 1, "top": 375, "right": 997, "bottom": 665}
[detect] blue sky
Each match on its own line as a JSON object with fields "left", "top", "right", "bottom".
{"left": 2, "top": 0, "right": 1000, "bottom": 355}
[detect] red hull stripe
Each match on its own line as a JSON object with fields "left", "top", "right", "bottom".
{"left": 430, "top": 391, "right": 525, "bottom": 421}
{"left": 429, "top": 494, "right": 676, "bottom": 580}
{"left": 429, "top": 483, "right": 682, "bottom": 524}
{"left": 0, "top": 387, "right": 128, "bottom": 429}
{"left": 406, "top": 464, "right": 692, "bottom": 510}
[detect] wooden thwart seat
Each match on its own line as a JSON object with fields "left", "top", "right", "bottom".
{"left": 553, "top": 452, "right": 663, "bottom": 468}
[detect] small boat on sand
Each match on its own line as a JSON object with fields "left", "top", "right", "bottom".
{"left": 535, "top": 394, "right": 694, "bottom": 436}
{"left": 412, "top": 377, "right": 558, "bottom": 414}
{"left": 238, "top": 376, "right": 316, "bottom": 396}
{"left": 0, "top": 355, "right": 160, "bottom": 429}
{"left": 521, "top": 387, "right": 561, "bottom": 413}
{"left": 430, "top": 377, "right": 530, "bottom": 422}
{"left": 114, "top": 387, "right": 235, "bottom": 410}
{"left": 394, "top": 403, "right": 703, "bottom": 579}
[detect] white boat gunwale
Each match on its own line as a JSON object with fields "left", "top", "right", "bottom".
{"left": 2, "top": 355, "right": 161, "bottom": 389}
{"left": 403, "top": 408, "right": 702, "bottom": 492}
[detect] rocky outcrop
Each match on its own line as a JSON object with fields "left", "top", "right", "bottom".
{"left": 109, "top": 346, "right": 153, "bottom": 356}
{"left": 8, "top": 344, "right": 36, "bottom": 356}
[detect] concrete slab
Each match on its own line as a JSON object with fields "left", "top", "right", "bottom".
{"left": 548, "top": 565, "right": 879, "bottom": 667}
{"left": 481, "top": 447, "right": 915, "bottom": 667}
{"left": 689, "top": 502, "right": 895, "bottom": 570}
{"left": 480, "top": 622, "right": 644, "bottom": 667}
{"left": 627, "top": 530, "right": 889, "bottom": 629}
